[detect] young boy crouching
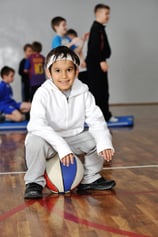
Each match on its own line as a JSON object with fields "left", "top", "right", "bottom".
{"left": 24, "top": 46, "right": 116, "bottom": 199}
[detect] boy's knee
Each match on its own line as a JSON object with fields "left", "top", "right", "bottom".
{"left": 12, "top": 110, "right": 23, "bottom": 122}
{"left": 25, "top": 135, "right": 51, "bottom": 156}
{"left": 15, "top": 113, "right": 23, "bottom": 122}
{"left": 26, "top": 135, "right": 45, "bottom": 148}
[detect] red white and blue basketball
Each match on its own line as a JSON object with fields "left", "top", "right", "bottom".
{"left": 45, "top": 154, "right": 84, "bottom": 193}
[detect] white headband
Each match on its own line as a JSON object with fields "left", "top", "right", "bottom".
{"left": 47, "top": 54, "right": 79, "bottom": 69}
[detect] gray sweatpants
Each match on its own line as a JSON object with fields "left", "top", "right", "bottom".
{"left": 24, "top": 130, "right": 104, "bottom": 187}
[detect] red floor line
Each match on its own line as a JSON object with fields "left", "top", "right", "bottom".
{"left": 0, "top": 189, "right": 157, "bottom": 221}
{"left": 0, "top": 198, "right": 151, "bottom": 237}
{"left": 0, "top": 200, "right": 35, "bottom": 222}
{"left": 37, "top": 198, "right": 151, "bottom": 237}
{"left": 53, "top": 207, "right": 150, "bottom": 237}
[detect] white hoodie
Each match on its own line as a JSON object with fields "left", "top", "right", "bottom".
{"left": 26, "top": 78, "right": 114, "bottom": 159}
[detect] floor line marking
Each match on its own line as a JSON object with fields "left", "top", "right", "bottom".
{"left": 0, "top": 193, "right": 155, "bottom": 237}
{"left": 0, "top": 201, "right": 35, "bottom": 222}
{"left": 0, "top": 200, "right": 147, "bottom": 237}
{"left": 103, "top": 164, "right": 158, "bottom": 170}
{"left": 0, "top": 164, "right": 158, "bottom": 175}
{"left": 38, "top": 198, "right": 150, "bottom": 237}
{"left": 61, "top": 210, "right": 150, "bottom": 237}
{"left": 0, "top": 171, "right": 26, "bottom": 175}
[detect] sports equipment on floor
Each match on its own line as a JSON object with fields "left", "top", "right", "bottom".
{"left": 108, "top": 115, "right": 134, "bottom": 128}
{"left": 0, "top": 115, "right": 134, "bottom": 132}
{"left": 45, "top": 154, "right": 84, "bottom": 193}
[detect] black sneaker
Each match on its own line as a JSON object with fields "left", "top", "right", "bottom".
{"left": 0, "top": 113, "right": 5, "bottom": 123}
{"left": 78, "top": 177, "right": 116, "bottom": 191}
{"left": 24, "top": 183, "right": 43, "bottom": 199}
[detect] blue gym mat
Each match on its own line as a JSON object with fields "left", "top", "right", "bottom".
{"left": 0, "top": 120, "right": 28, "bottom": 131}
{"left": 85, "top": 115, "right": 134, "bottom": 129}
{"left": 107, "top": 115, "right": 134, "bottom": 128}
{"left": 0, "top": 115, "right": 134, "bottom": 131}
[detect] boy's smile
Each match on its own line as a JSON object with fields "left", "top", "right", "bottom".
{"left": 47, "top": 60, "right": 78, "bottom": 91}
{"left": 55, "top": 21, "right": 67, "bottom": 36}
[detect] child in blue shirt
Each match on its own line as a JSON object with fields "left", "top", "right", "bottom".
{"left": 51, "top": 16, "right": 76, "bottom": 50}
{"left": 0, "top": 66, "right": 31, "bottom": 122}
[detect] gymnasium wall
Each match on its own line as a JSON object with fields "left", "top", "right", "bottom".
{"left": 0, "top": 0, "right": 157, "bottom": 104}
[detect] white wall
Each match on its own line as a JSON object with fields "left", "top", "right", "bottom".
{"left": 0, "top": 0, "right": 158, "bottom": 103}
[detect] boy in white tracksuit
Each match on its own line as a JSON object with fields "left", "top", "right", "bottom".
{"left": 24, "top": 45, "right": 116, "bottom": 199}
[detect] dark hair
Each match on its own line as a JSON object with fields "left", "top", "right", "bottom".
{"left": 51, "top": 16, "right": 66, "bottom": 31}
{"left": 1, "top": 66, "right": 15, "bottom": 78}
{"left": 32, "top": 41, "right": 42, "bottom": 53}
{"left": 23, "top": 44, "right": 32, "bottom": 52}
{"left": 46, "top": 46, "right": 80, "bottom": 72}
{"left": 94, "top": 4, "right": 110, "bottom": 13}
{"left": 67, "top": 29, "right": 78, "bottom": 37}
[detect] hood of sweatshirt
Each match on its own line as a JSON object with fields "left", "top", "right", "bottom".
{"left": 41, "top": 78, "right": 89, "bottom": 98}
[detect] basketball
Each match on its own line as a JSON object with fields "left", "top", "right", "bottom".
{"left": 45, "top": 154, "right": 84, "bottom": 193}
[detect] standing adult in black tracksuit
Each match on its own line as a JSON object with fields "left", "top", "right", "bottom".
{"left": 86, "top": 4, "right": 113, "bottom": 122}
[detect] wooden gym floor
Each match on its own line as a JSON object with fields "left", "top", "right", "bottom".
{"left": 0, "top": 105, "right": 158, "bottom": 237}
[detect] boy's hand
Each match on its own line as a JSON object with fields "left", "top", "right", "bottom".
{"left": 71, "top": 37, "right": 84, "bottom": 46}
{"left": 80, "top": 60, "right": 87, "bottom": 69}
{"left": 99, "top": 149, "right": 114, "bottom": 162}
{"left": 100, "top": 61, "right": 109, "bottom": 72}
{"left": 82, "top": 32, "right": 89, "bottom": 41}
{"left": 61, "top": 153, "right": 74, "bottom": 167}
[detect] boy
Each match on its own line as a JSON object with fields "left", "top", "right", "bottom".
{"left": 0, "top": 66, "right": 31, "bottom": 122}
{"left": 86, "top": 4, "right": 117, "bottom": 122}
{"left": 18, "top": 44, "right": 33, "bottom": 101}
{"left": 66, "top": 29, "right": 87, "bottom": 70}
{"left": 51, "top": 16, "right": 77, "bottom": 50}
{"left": 66, "top": 28, "right": 88, "bottom": 84}
{"left": 24, "top": 41, "right": 46, "bottom": 101}
{"left": 24, "top": 46, "right": 116, "bottom": 199}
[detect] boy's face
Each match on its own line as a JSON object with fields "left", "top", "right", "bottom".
{"left": 46, "top": 60, "right": 78, "bottom": 91}
{"left": 67, "top": 34, "right": 75, "bottom": 40}
{"left": 55, "top": 21, "right": 67, "bottom": 36}
{"left": 97, "top": 9, "right": 110, "bottom": 24}
{"left": 3, "top": 72, "right": 15, "bottom": 83}
{"left": 25, "top": 47, "right": 33, "bottom": 58}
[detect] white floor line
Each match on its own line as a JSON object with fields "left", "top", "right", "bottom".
{"left": 103, "top": 164, "right": 158, "bottom": 170}
{"left": 0, "top": 164, "right": 158, "bottom": 175}
{"left": 0, "top": 171, "right": 26, "bottom": 175}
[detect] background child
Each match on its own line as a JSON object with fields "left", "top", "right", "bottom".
{"left": 24, "top": 46, "right": 115, "bottom": 199}
{"left": 51, "top": 16, "right": 77, "bottom": 50}
{"left": 66, "top": 29, "right": 87, "bottom": 69}
{"left": 86, "top": 4, "right": 117, "bottom": 122}
{"left": 18, "top": 44, "right": 33, "bottom": 101}
{"left": 24, "top": 41, "right": 46, "bottom": 101}
{"left": 0, "top": 66, "right": 31, "bottom": 122}
{"left": 66, "top": 29, "right": 89, "bottom": 84}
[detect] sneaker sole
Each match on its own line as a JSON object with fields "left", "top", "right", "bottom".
{"left": 78, "top": 181, "right": 116, "bottom": 191}
{"left": 24, "top": 192, "right": 42, "bottom": 199}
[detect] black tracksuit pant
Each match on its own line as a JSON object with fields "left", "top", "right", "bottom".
{"left": 87, "top": 64, "right": 112, "bottom": 122}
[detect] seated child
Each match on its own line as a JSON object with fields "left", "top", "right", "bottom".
{"left": 0, "top": 66, "right": 31, "bottom": 122}
{"left": 24, "top": 46, "right": 116, "bottom": 199}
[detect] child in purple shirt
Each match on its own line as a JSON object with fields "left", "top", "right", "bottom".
{"left": 24, "top": 42, "right": 46, "bottom": 101}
